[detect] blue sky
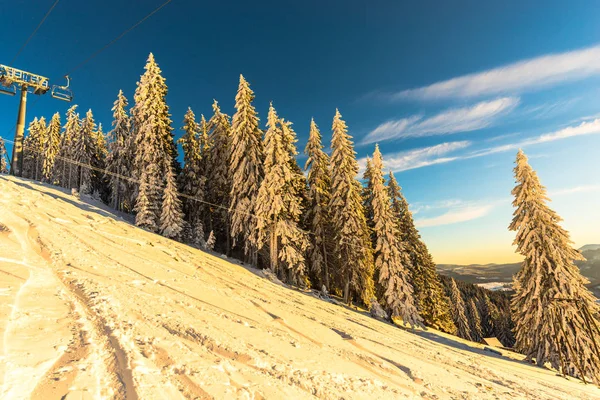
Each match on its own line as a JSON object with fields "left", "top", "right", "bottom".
{"left": 1, "top": 0, "right": 599, "bottom": 264}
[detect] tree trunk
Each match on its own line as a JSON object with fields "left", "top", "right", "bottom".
{"left": 270, "top": 229, "right": 278, "bottom": 273}
{"left": 322, "top": 239, "right": 329, "bottom": 291}
{"left": 343, "top": 274, "right": 350, "bottom": 304}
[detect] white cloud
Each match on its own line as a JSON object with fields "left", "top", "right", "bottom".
{"left": 551, "top": 185, "right": 600, "bottom": 196}
{"left": 391, "top": 44, "right": 600, "bottom": 100}
{"left": 362, "top": 97, "right": 518, "bottom": 144}
{"left": 358, "top": 141, "right": 471, "bottom": 174}
{"left": 374, "top": 118, "right": 600, "bottom": 174}
{"left": 415, "top": 204, "right": 494, "bottom": 228}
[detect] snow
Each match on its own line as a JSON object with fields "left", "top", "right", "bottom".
{"left": 1, "top": 174, "right": 599, "bottom": 399}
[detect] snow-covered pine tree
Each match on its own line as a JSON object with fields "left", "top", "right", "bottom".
{"left": 160, "top": 164, "right": 184, "bottom": 240}
{"left": 22, "top": 117, "right": 40, "bottom": 179}
{"left": 206, "top": 100, "right": 232, "bottom": 253}
{"left": 71, "top": 110, "right": 97, "bottom": 194}
{"left": 329, "top": 109, "right": 374, "bottom": 305}
{"left": 198, "top": 114, "right": 210, "bottom": 173}
{"left": 480, "top": 294, "right": 499, "bottom": 338}
{"left": 255, "top": 103, "right": 308, "bottom": 284}
{"left": 91, "top": 123, "right": 108, "bottom": 199}
{"left": 361, "top": 157, "right": 375, "bottom": 242}
{"left": 467, "top": 298, "right": 483, "bottom": 342}
{"left": 131, "top": 53, "right": 173, "bottom": 230}
{"left": 510, "top": 149, "right": 600, "bottom": 381}
{"left": 177, "top": 108, "right": 205, "bottom": 230}
{"left": 53, "top": 105, "right": 80, "bottom": 188}
{"left": 0, "top": 137, "right": 8, "bottom": 173}
{"left": 304, "top": 118, "right": 332, "bottom": 289}
{"left": 388, "top": 172, "right": 456, "bottom": 334}
{"left": 34, "top": 117, "right": 48, "bottom": 181}
{"left": 229, "top": 75, "right": 263, "bottom": 264}
{"left": 205, "top": 230, "right": 216, "bottom": 251}
{"left": 42, "top": 112, "right": 61, "bottom": 182}
{"left": 449, "top": 278, "right": 472, "bottom": 341}
{"left": 106, "top": 90, "right": 132, "bottom": 211}
{"left": 367, "top": 145, "right": 421, "bottom": 326}
{"left": 281, "top": 115, "right": 308, "bottom": 211}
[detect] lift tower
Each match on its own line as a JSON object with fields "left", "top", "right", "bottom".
{"left": 0, "top": 64, "right": 72, "bottom": 176}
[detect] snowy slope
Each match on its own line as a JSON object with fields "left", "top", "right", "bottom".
{"left": 0, "top": 175, "right": 598, "bottom": 400}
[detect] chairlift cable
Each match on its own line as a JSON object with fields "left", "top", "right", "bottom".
{"left": 65, "top": 0, "right": 174, "bottom": 76}
{"left": 10, "top": 0, "right": 61, "bottom": 65}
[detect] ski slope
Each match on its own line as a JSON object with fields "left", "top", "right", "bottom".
{"left": 0, "top": 174, "right": 597, "bottom": 400}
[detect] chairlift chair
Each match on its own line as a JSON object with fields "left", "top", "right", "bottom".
{"left": 0, "top": 66, "right": 16, "bottom": 96}
{"left": 51, "top": 75, "right": 73, "bottom": 102}
{"left": 0, "top": 83, "right": 16, "bottom": 96}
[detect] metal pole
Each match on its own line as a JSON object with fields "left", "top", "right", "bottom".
{"left": 10, "top": 85, "right": 27, "bottom": 176}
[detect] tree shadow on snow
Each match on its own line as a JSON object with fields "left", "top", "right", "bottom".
{"left": 8, "top": 179, "right": 133, "bottom": 224}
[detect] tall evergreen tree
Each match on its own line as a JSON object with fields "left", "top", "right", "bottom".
{"left": 467, "top": 298, "right": 484, "bottom": 342}
{"left": 53, "top": 105, "right": 80, "bottom": 188}
{"left": 0, "top": 138, "right": 8, "bottom": 173}
{"left": 22, "top": 117, "right": 40, "bottom": 179}
{"left": 42, "top": 113, "right": 61, "bottom": 182}
{"left": 229, "top": 75, "right": 263, "bottom": 263}
{"left": 178, "top": 107, "right": 205, "bottom": 231}
{"left": 206, "top": 100, "right": 232, "bottom": 253}
{"left": 304, "top": 118, "right": 332, "bottom": 289}
{"left": 449, "top": 278, "right": 472, "bottom": 341}
{"left": 255, "top": 103, "right": 308, "bottom": 284}
{"left": 106, "top": 90, "right": 132, "bottom": 211}
{"left": 368, "top": 146, "right": 421, "bottom": 326}
{"left": 91, "top": 123, "right": 108, "bottom": 199}
{"left": 329, "top": 109, "right": 374, "bottom": 305}
{"left": 131, "top": 53, "right": 173, "bottom": 230}
{"left": 510, "top": 149, "right": 600, "bottom": 382}
{"left": 72, "top": 110, "right": 97, "bottom": 194}
{"left": 388, "top": 172, "right": 456, "bottom": 334}
{"left": 160, "top": 164, "right": 184, "bottom": 239}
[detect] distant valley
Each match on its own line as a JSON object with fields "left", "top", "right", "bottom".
{"left": 438, "top": 245, "right": 600, "bottom": 297}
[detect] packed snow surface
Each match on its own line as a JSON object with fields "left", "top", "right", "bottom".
{"left": 0, "top": 175, "right": 598, "bottom": 399}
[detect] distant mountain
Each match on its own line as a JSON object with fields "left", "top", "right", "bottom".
{"left": 438, "top": 245, "right": 600, "bottom": 297}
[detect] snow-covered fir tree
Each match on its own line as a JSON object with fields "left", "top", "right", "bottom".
{"left": 388, "top": 172, "right": 456, "bottom": 334}
{"left": 53, "top": 105, "right": 80, "bottom": 188}
{"left": 106, "top": 90, "right": 132, "bottom": 211}
{"left": 480, "top": 294, "right": 499, "bottom": 338}
{"left": 160, "top": 164, "right": 184, "bottom": 239}
{"left": 131, "top": 53, "right": 173, "bottom": 230}
{"left": 206, "top": 100, "right": 232, "bottom": 253}
{"left": 449, "top": 278, "right": 472, "bottom": 341}
{"left": 329, "top": 109, "right": 374, "bottom": 305}
{"left": 304, "top": 118, "right": 332, "bottom": 289}
{"left": 367, "top": 146, "right": 421, "bottom": 326}
{"left": 510, "top": 149, "right": 600, "bottom": 382}
{"left": 91, "top": 123, "right": 108, "bottom": 199}
{"left": 255, "top": 103, "right": 308, "bottom": 284}
{"left": 467, "top": 298, "right": 483, "bottom": 342}
{"left": 42, "top": 112, "right": 61, "bottom": 182}
{"left": 71, "top": 110, "right": 97, "bottom": 193}
{"left": 228, "top": 75, "right": 263, "bottom": 264}
{"left": 177, "top": 107, "right": 205, "bottom": 234}
{"left": 22, "top": 117, "right": 47, "bottom": 181}
{"left": 205, "top": 230, "right": 216, "bottom": 251}
{"left": 22, "top": 117, "right": 40, "bottom": 179}
{"left": 0, "top": 138, "right": 8, "bottom": 173}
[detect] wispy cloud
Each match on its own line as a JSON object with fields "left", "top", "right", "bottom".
{"left": 358, "top": 141, "right": 471, "bottom": 174}
{"left": 362, "top": 97, "right": 519, "bottom": 144}
{"left": 389, "top": 44, "right": 600, "bottom": 100}
{"left": 551, "top": 184, "right": 600, "bottom": 196}
{"left": 377, "top": 118, "right": 600, "bottom": 173}
{"left": 415, "top": 204, "right": 494, "bottom": 228}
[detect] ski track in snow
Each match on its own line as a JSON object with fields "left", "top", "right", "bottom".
{"left": 0, "top": 175, "right": 599, "bottom": 400}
